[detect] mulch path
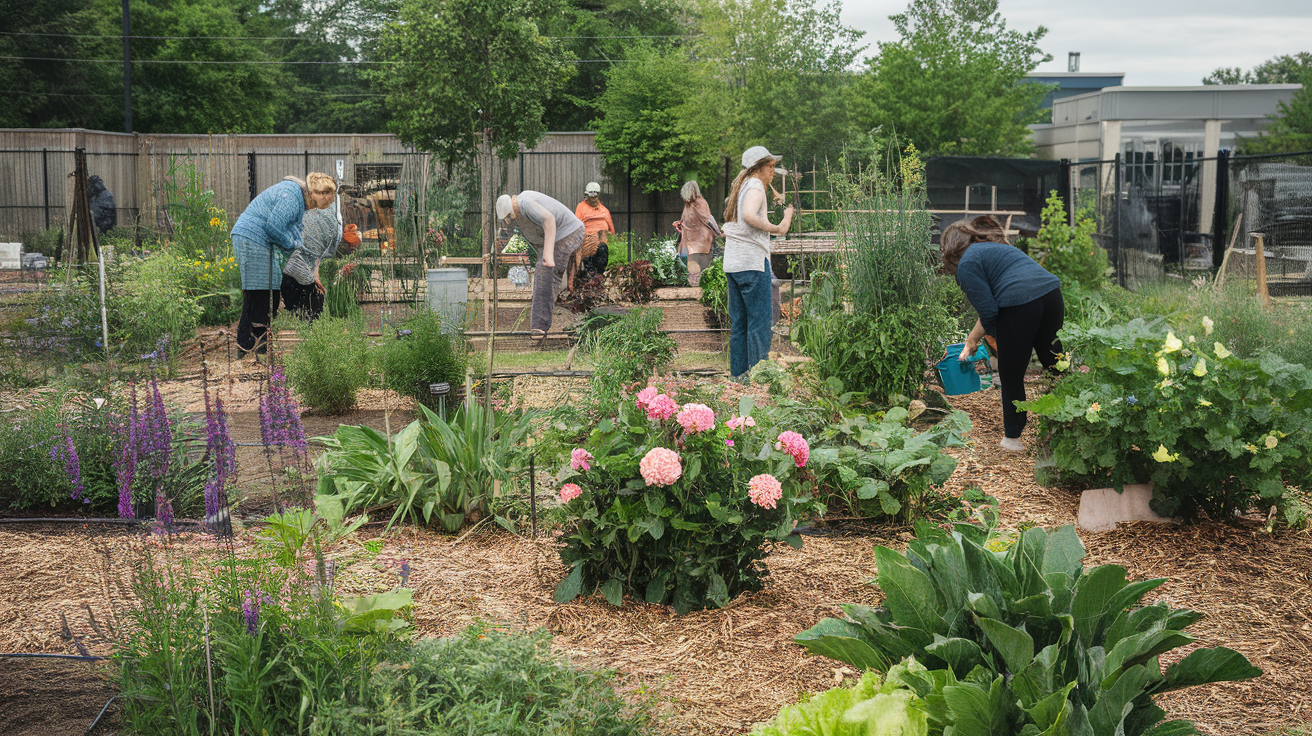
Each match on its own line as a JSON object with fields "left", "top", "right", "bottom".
{"left": 0, "top": 378, "right": 1309, "bottom": 734}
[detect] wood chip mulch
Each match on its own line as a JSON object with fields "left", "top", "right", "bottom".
{"left": 1, "top": 377, "right": 1309, "bottom": 734}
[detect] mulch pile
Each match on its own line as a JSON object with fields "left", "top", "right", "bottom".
{"left": 0, "top": 378, "right": 1309, "bottom": 734}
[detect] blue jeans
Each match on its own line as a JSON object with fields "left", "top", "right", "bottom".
{"left": 727, "top": 263, "right": 773, "bottom": 378}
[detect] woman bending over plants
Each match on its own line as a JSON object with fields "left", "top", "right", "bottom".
{"left": 940, "top": 215, "right": 1063, "bottom": 452}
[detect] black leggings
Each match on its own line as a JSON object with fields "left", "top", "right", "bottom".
{"left": 996, "top": 287, "right": 1064, "bottom": 439}
{"left": 237, "top": 289, "right": 280, "bottom": 353}
{"left": 281, "top": 274, "right": 324, "bottom": 322}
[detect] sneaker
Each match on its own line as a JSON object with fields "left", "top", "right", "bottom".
{"left": 999, "top": 437, "right": 1026, "bottom": 452}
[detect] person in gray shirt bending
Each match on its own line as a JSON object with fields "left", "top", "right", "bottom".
{"left": 495, "top": 191, "right": 586, "bottom": 338}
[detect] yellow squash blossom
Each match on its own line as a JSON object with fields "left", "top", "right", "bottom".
{"left": 1198, "top": 399, "right": 1212, "bottom": 407}
{"left": 1202, "top": 316, "right": 1214, "bottom": 336}
{"left": 1085, "top": 402, "right": 1101, "bottom": 422}
{"left": 1193, "top": 358, "right": 1208, "bottom": 377}
{"left": 1214, "top": 342, "right": 1232, "bottom": 359}
{"left": 1151, "top": 445, "right": 1179, "bottom": 463}
{"left": 1161, "top": 331, "right": 1183, "bottom": 354}
{"left": 1157, "top": 357, "right": 1171, "bottom": 376}
{"left": 1265, "top": 435, "right": 1279, "bottom": 449}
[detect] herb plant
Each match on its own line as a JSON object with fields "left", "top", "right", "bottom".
{"left": 380, "top": 308, "right": 470, "bottom": 410}
{"left": 588, "top": 308, "right": 677, "bottom": 408}
{"left": 284, "top": 316, "right": 371, "bottom": 414}
{"left": 698, "top": 256, "right": 729, "bottom": 322}
{"left": 749, "top": 669, "right": 927, "bottom": 736}
{"left": 1028, "top": 192, "right": 1109, "bottom": 291}
{"left": 795, "top": 522, "right": 1262, "bottom": 736}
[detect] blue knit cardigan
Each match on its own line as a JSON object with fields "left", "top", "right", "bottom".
{"left": 231, "top": 180, "right": 306, "bottom": 290}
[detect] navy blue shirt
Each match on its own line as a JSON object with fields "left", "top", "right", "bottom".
{"left": 955, "top": 242, "right": 1061, "bottom": 336}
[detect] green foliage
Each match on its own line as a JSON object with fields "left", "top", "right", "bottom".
{"left": 380, "top": 309, "right": 470, "bottom": 409}
{"left": 592, "top": 43, "right": 725, "bottom": 193}
{"left": 1242, "top": 67, "right": 1312, "bottom": 155}
{"left": 555, "top": 394, "right": 824, "bottom": 613}
{"left": 809, "top": 407, "right": 971, "bottom": 521}
{"left": 157, "top": 154, "right": 234, "bottom": 262}
{"left": 0, "top": 395, "right": 115, "bottom": 511}
{"left": 795, "top": 522, "right": 1262, "bottom": 736}
{"left": 284, "top": 317, "right": 371, "bottom": 414}
{"left": 320, "top": 258, "right": 365, "bottom": 319}
{"left": 588, "top": 308, "right": 677, "bottom": 407}
{"left": 1020, "top": 319, "right": 1312, "bottom": 524}
{"left": 114, "top": 546, "right": 409, "bottom": 736}
{"left": 370, "top": 0, "right": 575, "bottom": 165}
{"left": 1204, "top": 51, "right": 1312, "bottom": 85}
{"left": 1029, "top": 192, "right": 1109, "bottom": 291}
{"left": 310, "top": 625, "right": 652, "bottom": 736}
{"left": 644, "top": 237, "right": 687, "bottom": 285}
{"left": 116, "top": 254, "right": 203, "bottom": 361}
{"left": 318, "top": 403, "right": 534, "bottom": 532}
{"left": 699, "top": 257, "right": 729, "bottom": 321}
{"left": 749, "top": 670, "right": 928, "bottom": 736}
{"left": 852, "top": 0, "right": 1052, "bottom": 156}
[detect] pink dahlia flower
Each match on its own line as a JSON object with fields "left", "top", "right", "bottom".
{"left": 748, "top": 474, "right": 783, "bottom": 509}
{"left": 570, "top": 448, "right": 593, "bottom": 472}
{"left": 725, "top": 415, "right": 757, "bottom": 431}
{"left": 676, "top": 403, "right": 716, "bottom": 433}
{"left": 775, "top": 431, "right": 810, "bottom": 467}
{"left": 639, "top": 447, "right": 683, "bottom": 486}
{"left": 645, "top": 393, "right": 678, "bottom": 421}
{"left": 635, "top": 386, "right": 659, "bottom": 410}
{"left": 559, "top": 483, "right": 583, "bottom": 503}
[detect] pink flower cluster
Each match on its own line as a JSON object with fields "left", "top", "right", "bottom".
{"left": 559, "top": 483, "right": 583, "bottom": 503}
{"left": 676, "top": 403, "right": 716, "bottom": 433}
{"left": 636, "top": 387, "right": 678, "bottom": 421}
{"left": 639, "top": 447, "right": 683, "bottom": 486}
{"left": 570, "top": 448, "right": 593, "bottom": 472}
{"left": 776, "top": 431, "right": 810, "bottom": 467}
{"left": 748, "top": 474, "right": 783, "bottom": 509}
{"left": 725, "top": 415, "right": 756, "bottom": 431}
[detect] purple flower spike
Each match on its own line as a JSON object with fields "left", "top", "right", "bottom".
{"left": 242, "top": 590, "right": 259, "bottom": 634}
{"left": 52, "top": 432, "right": 84, "bottom": 501}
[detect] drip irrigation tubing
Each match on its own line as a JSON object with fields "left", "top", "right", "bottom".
{"left": 0, "top": 652, "right": 106, "bottom": 661}
{"left": 87, "top": 695, "right": 117, "bottom": 735}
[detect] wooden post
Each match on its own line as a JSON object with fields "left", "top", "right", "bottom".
{"left": 1252, "top": 232, "right": 1270, "bottom": 307}
{"left": 1213, "top": 213, "right": 1243, "bottom": 291}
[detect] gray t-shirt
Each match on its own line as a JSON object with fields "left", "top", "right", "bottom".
{"left": 515, "top": 191, "right": 584, "bottom": 246}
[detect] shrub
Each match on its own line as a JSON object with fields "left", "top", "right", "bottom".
{"left": 749, "top": 669, "right": 926, "bottom": 736}
{"left": 554, "top": 392, "right": 824, "bottom": 613}
{"left": 796, "top": 522, "right": 1262, "bottom": 736}
{"left": 588, "top": 308, "right": 676, "bottom": 407}
{"left": 1020, "top": 318, "right": 1312, "bottom": 524}
{"left": 380, "top": 308, "right": 469, "bottom": 409}
{"left": 284, "top": 317, "right": 371, "bottom": 414}
{"left": 644, "top": 236, "right": 687, "bottom": 286}
{"left": 607, "top": 260, "right": 656, "bottom": 303}
{"left": 1028, "top": 191, "right": 1109, "bottom": 291}
{"left": 698, "top": 257, "right": 728, "bottom": 321}
{"left": 320, "top": 258, "right": 365, "bottom": 319}
{"left": 311, "top": 625, "right": 652, "bottom": 736}
{"left": 115, "top": 253, "right": 202, "bottom": 361}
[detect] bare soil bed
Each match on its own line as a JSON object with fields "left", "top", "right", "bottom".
{"left": 1, "top": 377, "right": 1309, "bottom": 734}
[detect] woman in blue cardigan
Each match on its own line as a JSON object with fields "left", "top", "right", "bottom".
{"left": 940, "top": 215, "right": 1064, "bottom": 453}
{"left": 231, "top": 173, "right": 336, "bottom": 355}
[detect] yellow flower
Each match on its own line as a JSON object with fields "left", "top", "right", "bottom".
{"left": 1246, "top": 443, "right": 1259, "bottom": 454}
{"left": 1214, "top": 342, "right": 1232, "bottom": 359}
{"left": 1085, "top": 402, "right": 1101, "bottom": 422}
{"left": 1161, "top": 331, "right": 1183, "bottom": 354}
{"left": 1265, "top": 435, "right": 1279, "bottom": 449}
{"left": 1202, "top": 316, "right": 1214, "bottom": 336}
{"left": 1193, "top": 358, "right": 1208, "bottom": 377}
{"left": 210, "top": 217, "right": 222, "bottom": 228}
{"left": 1198, "top": 399, "right": 1212, "bottom": 407}
{"left": 1157, "top": 357, "right": 1171, "bottom": 376}
{"left": 1151, "top": 445, "right": 1179, "bottom": 463}
{"left": 1055, "top": 359, "right": 1070, "bottom": 372}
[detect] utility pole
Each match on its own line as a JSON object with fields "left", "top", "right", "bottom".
{"left": 122, "top": 0, "right": 132, "bottom": 133}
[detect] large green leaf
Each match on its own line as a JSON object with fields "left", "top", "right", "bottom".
{"left": 1156, "top": 647, "right": 1262, "bottom": 693}
{"left": 1102, "top": 630, "right": 1195, "bottom": 688}
{"left": 706, "top": 573, "right": 730, "bottom": 608}
{"left": 1022, "top": 680, "right": 1077, "bottom": 732}
{"left": 553, "top": 564, "right": 583, "bottom": 603}
{"left": 601, "top": 579, "right": 623, "bottom": 607}
{"left": 1071, "top": 565, "right": 1129, "bottom": 643}
{"left": 942, "top": 676, "right": 1010, "bottom": 736}
{"left": 1140, "top": 720, "right": 1203, "bottom": 736}
{"left": 1087, "top": 663, "right": 1156, "bottom": 736}
{"left": 925, "top": 635, "right": 985, "bottom": 675}
{"left": 1041, "top": 525, "right": 1085, "bottom": 580}
{"left": 794, "top": 618, "right": 892, "bottom": 671}
{"left": 976, "top": 617, "right": 1035, "bottom": 675}
{"left": 875, "top": 546, "right": 946, "bottom": 644}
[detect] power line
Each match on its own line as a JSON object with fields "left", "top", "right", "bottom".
{"left": 0, "top": 55, "right": 631, "bottom": 65}
{"left": 0, "top": 30, "right": 686, "bottom": 41}
{"left": 1, "top": 89, "right": 391, "bottom": 98}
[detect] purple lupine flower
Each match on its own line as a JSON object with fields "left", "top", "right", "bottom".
{"left": 242, "top": 590, "right": 260, "bottom": 634}
{"left": 203, "top": 388, "right": 236, "bottom": 522}
{"left": 142, "top": 374, "right": 173, "bottom": 480}
{"left": 51, "top": 432, "right": 85, "bottom": 502}
{"left": 114, "top": 387, "right": 139, "bottom": 519}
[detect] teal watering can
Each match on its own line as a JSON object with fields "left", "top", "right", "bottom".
{"left": 936, "top": 342, "right": 992, "bottom": 395}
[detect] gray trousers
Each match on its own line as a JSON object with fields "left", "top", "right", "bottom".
{"left": 530, "top": 228, "right": 586, "bottom": 333}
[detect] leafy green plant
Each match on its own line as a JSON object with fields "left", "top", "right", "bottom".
{"left": 589, "top": 308, "right": 676, "bottom": 408}
{"left": 318, "top": 402, "right": 534, "bottom": 532}
{"left": 795, "top": 522, "right": 1262, "bottom": 736}
{"left": 283, "top": 317, "right": 371, "bottom": 414}
{"left": 310, "top": 625, "right": 653, "bottom": 736}
{"left": 1029, "top": 192, "right": 1109, "bottom": 291}
{"left": 320, "top": 258, "right": 365, "bottom": 319}
{"left": 644, "top": 236, "right": 687, "bottom": 285}
{"left": 699, "top": 257, "right": 728, "bottom": 322}
{"left": 1020, "top": 318, "right": 1312, "bottom": 524}
{"left": 808, "top": 406, "right": 970, "bottom": 521}
{"left": 749, "top": 669, "right": 927, "bottom": 736}
{"left": 555, "top": 392, "right": 824, "bottom": 613}
{"left": 380, "top": 308, "right": 469, "bottom": 409}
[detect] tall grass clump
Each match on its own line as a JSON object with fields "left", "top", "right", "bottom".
{"left": 589, "top": 308, "right": 676, "bottom": 407}
{"left": 284, "top": 316, "right": 371, "bottom": 414}
{"left": 380, "top": 308, "right": 470, "bottom": 408}
{"left": 793, "top": 139, "right": 954, "bottom": 400}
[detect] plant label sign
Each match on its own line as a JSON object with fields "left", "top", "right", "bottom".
{"left": 429, "top": 382, "right": 451, "bottom": 396}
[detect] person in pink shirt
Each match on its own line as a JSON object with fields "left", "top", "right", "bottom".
{"left": 673, "top": 180, "right": 723, "bottom": 286}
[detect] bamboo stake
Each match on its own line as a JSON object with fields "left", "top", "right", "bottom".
{"left": 1253, "top": 232, "right": 1270, "bottom": 308}
{"left": 1213, "top": 213, "right": 1243, "bottom": 291}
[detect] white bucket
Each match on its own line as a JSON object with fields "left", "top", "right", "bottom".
{"left": 426, "top": 268, "right": 468, "bottom": 329}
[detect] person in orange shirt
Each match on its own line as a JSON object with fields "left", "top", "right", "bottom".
{"left": 573, "top": 182, "right": 615, "bottom": 283}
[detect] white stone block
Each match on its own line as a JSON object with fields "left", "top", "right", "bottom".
{"left": 1077, "top": 483, "right": 1175, "bottom": 532}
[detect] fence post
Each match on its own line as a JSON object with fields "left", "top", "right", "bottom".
{"left": 42, "top": 148, "right": 50, "bottom": 230}
{"left": 304, "top": 150, "right": 309, "bottom": 179}
{"left": 626, "top": 157, "right": 633, "bottom": 260}
{"left": 1058, "top": 158, "right": 1072, "bottom": 224}
{"left": 1112, "top": 153, "right": 1124, "bottom": 288}
{"left": 1211, "top": 149, "right": 1230, "bottom": 271}
{"left": 247, "top": 152, "right": 256, "bottom": 203}
{"left": 1253, "top": 232, "right": 1270, "bottom": 307}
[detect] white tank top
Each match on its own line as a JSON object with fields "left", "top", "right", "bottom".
{"left": 722, "top": 178, "right": 771, "bottom": 273}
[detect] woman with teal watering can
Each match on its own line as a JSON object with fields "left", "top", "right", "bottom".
{"left": 940, "top": 216, "right": 1063, "bottom": 453}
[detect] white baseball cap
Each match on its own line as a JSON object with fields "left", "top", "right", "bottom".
{"left": 495, "top": 194, "right": 513, "bottom": 221}
{"left": 741, "top": 145, "right": 782, "bottom": 169}
{"left": 584, "top": 182, "right": 601, "bottom": 195}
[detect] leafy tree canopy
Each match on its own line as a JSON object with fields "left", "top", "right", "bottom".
{"left": 1242, "top": 69, "right": 1312, "bottom": 155}
{"left": 1204, "top": 52, "right": 1312, "bottom": 85}
{"left": 852, "top": 0, "right": 1051, "bottom": 156}
{"left": 370, "top": 0, "right": 576, "bottom": 165}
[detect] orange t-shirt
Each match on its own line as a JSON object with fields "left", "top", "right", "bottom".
{"left": 574, "top": 200, "right": 615, "bottom": 238}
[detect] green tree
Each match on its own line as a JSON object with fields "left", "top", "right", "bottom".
{"left": 591, "top": 44, "right": 724, "bottom": 193}
{"left": 0, "top": 0, "right": 121, "bottom": 129}
{"left": 1204, "top": 51, "right": 1312, "bottom": 84}
{"left": 1242, "top": 70, "right": 1312, "bottom": 154}
{"left": 370, "top": 0, "right": 576, "bottom": 166}
{"left": 853, "top": 0, "right": 1051, "bottom": 156}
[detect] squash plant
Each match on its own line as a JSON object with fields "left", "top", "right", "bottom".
{"left": 795, "top": 522, "right": 1261, "bottom": 736}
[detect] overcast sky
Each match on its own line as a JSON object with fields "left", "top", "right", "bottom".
{"left": 843, "top": 0, "right": 1312, "bottom": 86}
